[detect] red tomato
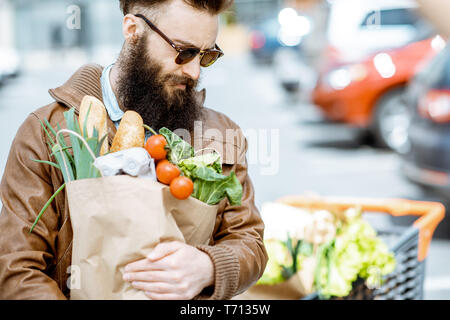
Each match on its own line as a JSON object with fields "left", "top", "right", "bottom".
{"left": 156, "top": 160, "right": 180, "bottom": 185}
{"left": 145, "top": 134, "right": 167, "bottom": 160}
{"left": 170, "top": 176, "right": 194, "bottom": 200}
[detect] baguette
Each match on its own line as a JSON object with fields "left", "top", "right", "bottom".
{"left": 79, "top": 95, "right": 109, "bottom": 156}
{"left": 110, "top": 110, "right": 145, "bottom": 153}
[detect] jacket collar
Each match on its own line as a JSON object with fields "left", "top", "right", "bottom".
{"left": 48, "top": 63, "right": 105, "bottom": 114}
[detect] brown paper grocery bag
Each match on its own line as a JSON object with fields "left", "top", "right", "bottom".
{"left": 66, "top": 175, "right": 219, "bottom": 300}
{"left": 234, "top": 257, "right": 317, "bottom": 300}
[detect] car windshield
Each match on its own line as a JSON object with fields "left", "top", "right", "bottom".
{"left": 418, "top": 45, "right": 450, "bottom": 90}
{"left": 404, "top": 44, "right": 448, "bottom": 108}
{"left": 360, "top": 7, "right": 434, "bottom": 41}
{"left": 360, "top": 8, "right": 420, "bottom": 27}
{"left": 432, "top": 49, "right": 450, "bottom": 90}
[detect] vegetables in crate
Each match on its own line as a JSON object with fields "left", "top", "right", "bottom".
{"left": 314, "top": 208, "right": 396, "bottom": 298}
{"left": 256, "top": 203, "right": 396, "bottom": 299}
{"left": 258, "top": 239, "right": 292, "bottom": 285}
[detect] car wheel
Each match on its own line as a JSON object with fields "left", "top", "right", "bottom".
{"left": 372, "top": 87, "right": 411, "bottom": 153}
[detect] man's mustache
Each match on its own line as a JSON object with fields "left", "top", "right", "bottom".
{"left": 163, "top": 74, "right": 197, "bottom": 89}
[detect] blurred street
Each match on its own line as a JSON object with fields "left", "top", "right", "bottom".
{"left": 1, "top": 51, "right": 449, "bottom": 299}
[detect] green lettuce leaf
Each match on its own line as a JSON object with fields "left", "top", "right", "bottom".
{"left": 191, "top": 166, "right": 242, "bottom": 206}
{"left": 159, "top": 127, "right": 194, "bottom": 164}
{"left": 314, "top": 216, "right": 396, "bottom": 298}
{"left": 178, "top": 152, "right": 222, "bottom": 178}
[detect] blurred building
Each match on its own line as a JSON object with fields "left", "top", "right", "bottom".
{"left": 4, "top": 0, "right": 123, "bottom": 69}
{"left": 233, "top": 0, "right": 325, "bottom": 24}
{"left": 8, "top": 0, "right": 294, "bottom": 52}
{"left": 1, "top": 0, "right": 330, "bottom": 70}
{"left": 4, "top": 0, "right": 296, "bottom": 67}
{"left": 287, "top": 0, "right": 330, "bottom": 69}
{"left": 12, "top": 0, "right": 123, "bottom": 51}
{"left": 233, "top": 0, "right": 282, "bottom": 24}
{"left": 0, "top": 0, "right": 15, "bottom": 49}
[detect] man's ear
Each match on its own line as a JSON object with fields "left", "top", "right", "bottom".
{"left": 122, "top": 14, "right": 142, "bottom": 42}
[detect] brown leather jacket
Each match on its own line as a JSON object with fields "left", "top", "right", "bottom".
{"left": 0, "top": 64, "right": 267, "bottom": 300}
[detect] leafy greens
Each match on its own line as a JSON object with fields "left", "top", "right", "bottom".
{"left": 159, "top": 127, "right": 194, "bottom": 164}
{"left": 159, "top": 127, "right": 243, "bottom": 206}
{"left": 314, "top": 209, "right": 396, "bottom": 298}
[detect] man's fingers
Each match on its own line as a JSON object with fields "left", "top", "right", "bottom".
{"left": 125, "top": 259, "right": 147, "bottom": 273}
{"left": 122, "top": 242, "right": 210, "bottom": 301}
{"left": 124, "top": 242, "right": 185, "bottom": 273}
{"left": 147, "top": 241, "right": 183, "bottom": 261}
{"left": 124, "top": 258, "right": 164, "bottom": 273}
{"left": 130, "top": 281, "right": 178, "bottom": 294}
{"left": 145, "top": 291, "right": 187, "bottom": 300}
{"left": 123, "top": 270, "right": 181, "bottom": 284}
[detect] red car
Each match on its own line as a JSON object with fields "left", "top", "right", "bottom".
{"left": 312, "top": 36, "right": 445, "bottom": 151}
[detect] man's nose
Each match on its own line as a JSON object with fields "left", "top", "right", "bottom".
{"left": 181, "top": 57, "right": 201, "bottom": 81}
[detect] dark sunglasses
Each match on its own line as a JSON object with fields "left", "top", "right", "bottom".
{"left": 134, "top": 14, "right": 224, "bottom": 67}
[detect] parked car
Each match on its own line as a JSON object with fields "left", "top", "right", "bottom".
{"left": 312, "top": 36, "right": 444, "bottom": 151}
{"left": 325, "top": 0, "right": 434, "bottom": 66}
{"left": 249, "top": 8, "right": 311, "bottom": 65}
{"left": 401, "top": 44, "right": 450, "bottom": 200}
{"left": 311, "top": 0, "right": 444, "bottom": 151}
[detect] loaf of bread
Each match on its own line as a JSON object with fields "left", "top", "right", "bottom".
{"left": 110, "top": 110, "right": 145, "bottom": 153}
{"left": 79, "top": 95, "right": 109, "bottom": 156}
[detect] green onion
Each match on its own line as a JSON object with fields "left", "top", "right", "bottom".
{"left": 29, "top": 183, "right": 66, "bottom": 233}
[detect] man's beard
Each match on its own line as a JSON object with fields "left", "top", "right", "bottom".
{"left": 115, "top": 36, "right": 203, "bottom": 133}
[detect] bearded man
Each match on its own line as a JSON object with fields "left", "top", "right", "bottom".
{"left": 0, "top": 0, "right": 267, "bottom": 300}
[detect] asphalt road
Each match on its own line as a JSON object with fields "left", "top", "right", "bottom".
{"left": 0, "top": 52, "right": 449, "bottom": 299}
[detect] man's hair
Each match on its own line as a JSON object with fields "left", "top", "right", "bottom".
{"left": 119, "top": 0, "right": 233, "bottom": 15}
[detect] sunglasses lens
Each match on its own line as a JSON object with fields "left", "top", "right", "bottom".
{"left": 175, "top": 48, "right": 199, "bottom": 65}
{"left": 200, "top": 51, "right": 221, "bottom": 67}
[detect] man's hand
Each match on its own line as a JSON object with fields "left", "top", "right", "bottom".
{"left": 122, "top": 241, "right": 214, "bottom": 300}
